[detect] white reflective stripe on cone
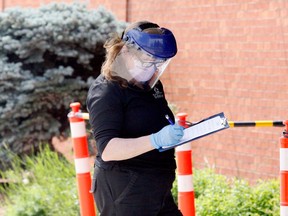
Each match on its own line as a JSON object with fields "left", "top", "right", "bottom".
{"left": 74, "top": 157, "right": 91, "bottom": 174}
{"left": 176, "top": 143, "right": 192, "bottom": 152}
{"left": 70, "top": 122, "right": 87, "bottom": 138}
{"left": 178, "top": 174, "right": 194, "bottom": 192}
{"left": 281, "top": 206, "right": 288, "bottom": 215}
{"left": 280, "top": 148, "right": 288, "bottom": 171}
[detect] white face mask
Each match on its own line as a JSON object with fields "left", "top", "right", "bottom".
{"left": 128, "top": 62, "right": 156, "bottom": 82}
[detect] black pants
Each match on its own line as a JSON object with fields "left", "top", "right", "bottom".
{"left": 90, "top": 165, "right": 182, "bottom": 216}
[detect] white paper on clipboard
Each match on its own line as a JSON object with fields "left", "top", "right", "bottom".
{"left": 159, "top": 112, "right": 229, "bottom": 152}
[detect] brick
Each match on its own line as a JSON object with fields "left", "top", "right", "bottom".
{"left": 3, "top": 0, "right": 288, "bottom": 183}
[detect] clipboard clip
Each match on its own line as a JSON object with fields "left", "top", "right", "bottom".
{"left": 183, "top": 114, "right": 229, "bottom": 128}
{"left": 221, "top": 117, "right": 228, "bottom": 126}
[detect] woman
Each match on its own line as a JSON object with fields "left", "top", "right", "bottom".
{"left": 87, "top": 21, "right": 184, "bottom": 216}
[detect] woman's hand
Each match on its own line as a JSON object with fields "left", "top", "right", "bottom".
{"left": 150, "top": 124, "right": 184, "bottom": 149}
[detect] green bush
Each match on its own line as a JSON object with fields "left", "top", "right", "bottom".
{"left": 173, "top": 168, "right": 280, "bottom": 216}
{"left": 1, "top": 150, "right": 280, "bottom": 215}
{"left": 0, "top": 145, "right": 80, "bottom": 216}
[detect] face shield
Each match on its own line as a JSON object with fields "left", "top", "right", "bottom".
{"left": 111, "top": 26, "right": 177, "bottom": 90}
{"left": 111, "top": 45, "right": 171, "bottom": 90}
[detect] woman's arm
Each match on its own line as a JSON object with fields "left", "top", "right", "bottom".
{"left": 101, "top": 123, "right": 184, "bottom": 161}
{"left": 101, "top": 136, "right": 154, "bottom": 161}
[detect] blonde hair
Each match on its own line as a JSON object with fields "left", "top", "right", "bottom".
{"left": 101, "top": 34, "right": 125, "bottom": 85}
{"left": 101, "top": 21, "right": 162, "bottom": 88}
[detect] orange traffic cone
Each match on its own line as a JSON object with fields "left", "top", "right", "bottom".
{"left": 68, "top": 102, "right": 96, "bottom": 216}
{"left": 176, "top": 113, "right": 196, "bottom": 216}
{"left": 280, "top": 120, "right": 288, "bottom": 216}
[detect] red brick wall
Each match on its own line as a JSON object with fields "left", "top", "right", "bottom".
{"left": 2, "top": 0, "right": 288, "bottom": 183}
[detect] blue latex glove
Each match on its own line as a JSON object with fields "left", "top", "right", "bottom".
{"left": 150, "top": 124, "right": 184, "bottom": 149}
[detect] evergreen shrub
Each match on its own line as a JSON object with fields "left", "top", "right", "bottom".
{"left": 0, "top": 3, "right": 126, "bottom": 170}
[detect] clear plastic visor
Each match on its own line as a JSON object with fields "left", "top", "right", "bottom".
{"left": 111, "top": 45, "right": 172, "bottom": 90}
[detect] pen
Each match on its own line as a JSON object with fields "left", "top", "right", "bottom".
{"left": 165, "top": 114, "right": 174, "bottom": 125}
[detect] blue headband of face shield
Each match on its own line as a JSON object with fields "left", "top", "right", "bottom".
{"left": 122, "top": 28, "right": 177, "bottom": 59}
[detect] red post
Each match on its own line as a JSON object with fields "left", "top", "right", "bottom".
{"left": 68, "top": 102, "right": 96, "bottom": 216}
{"left": 280, "top": 120, "right": 288, "bottom": 216}
{"left": 176, "top": 113, "right": 196, "bottom": 216}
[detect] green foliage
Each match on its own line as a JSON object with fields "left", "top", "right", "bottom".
{"left": 0, "top": 145, "right": 79, "bottom": 216}
{"left": 0, "top": 3, "right": 127, "bottom": 170}
{"left": 0, "top": 153, "right": 281, "bottom": 216}
{"left": 172, "top": 168, "right": 280, "bottom": 216}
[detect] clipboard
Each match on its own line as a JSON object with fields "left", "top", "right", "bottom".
{"left": 159, "top": 112, "right": 229, "bottom": 152}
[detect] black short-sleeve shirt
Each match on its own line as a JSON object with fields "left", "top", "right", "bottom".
{"left": 87, "top": 74, "right": 176, "bottom": 171}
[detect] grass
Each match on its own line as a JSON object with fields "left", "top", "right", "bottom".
{"left": 0, "top": 145, "right": 80, "bottom": 216}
